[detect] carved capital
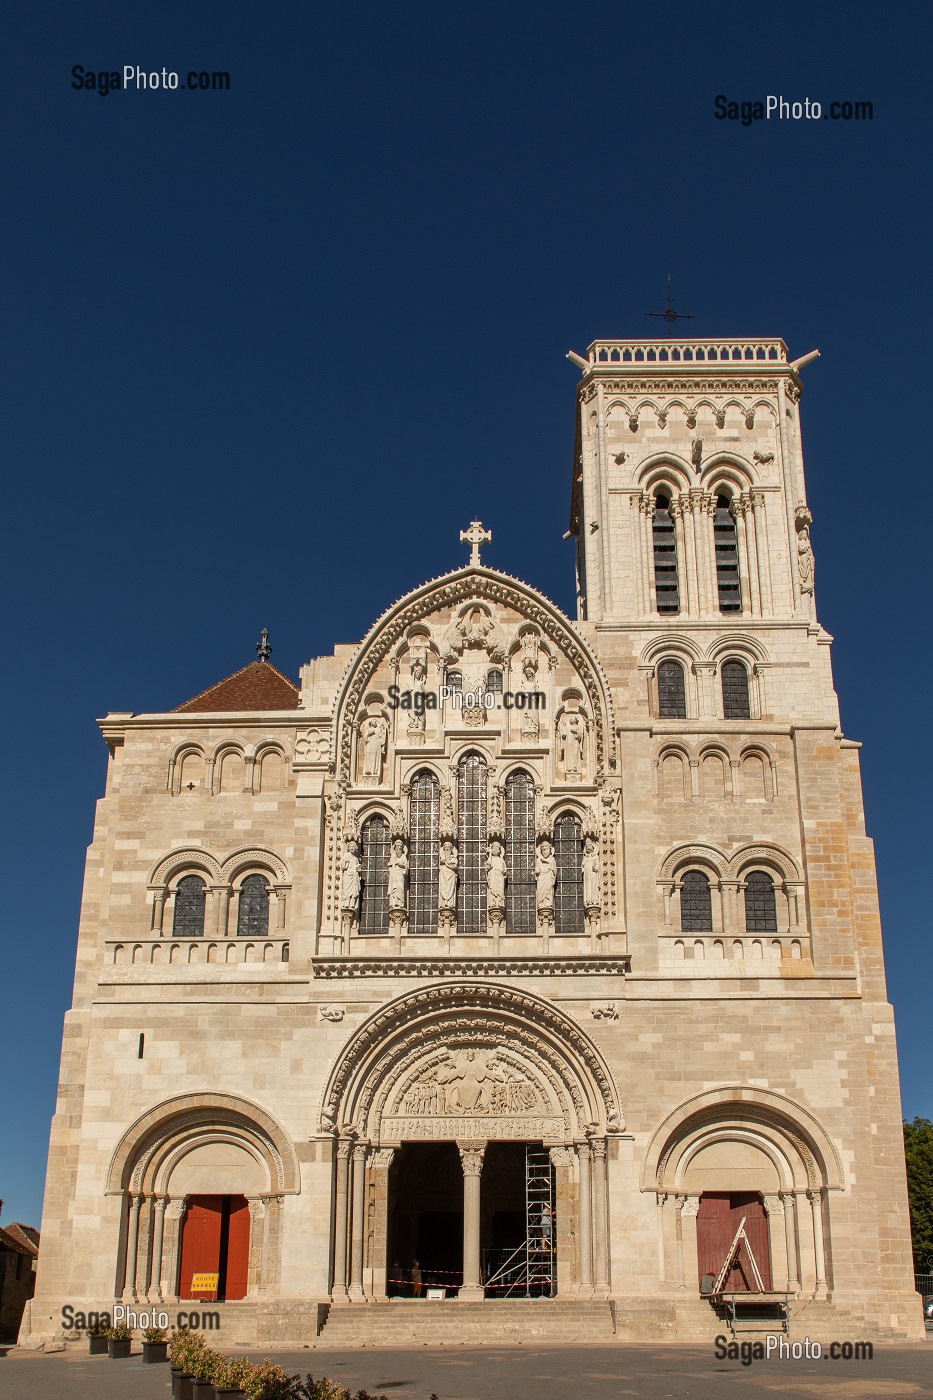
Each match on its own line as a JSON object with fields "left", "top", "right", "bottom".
{"left": 456, "top": 1140, "right": 487, "bottom": 1176}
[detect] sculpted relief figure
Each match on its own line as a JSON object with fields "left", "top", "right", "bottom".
{"left": 341, "top": 840, "right": 362, "bottom": 913}
{"left": 535, "top": 840, "right": 557, "bottom": 914}
{"left": 582, "top": 836, "right": 600, "bottom": 908}
{"left": 438, "top": 840, "right": 459, "bottom": 911}
{"left": 387, "top": 838, "right": 409, "bottom": 912}
{"left": 485, "top": 840, "right": 507, "bottom": 908}
{"left": 559, "top": 711, "right": 586, "bottom": 779}
{"left": 361, "top": 715, "right": 388, "bottom": 782}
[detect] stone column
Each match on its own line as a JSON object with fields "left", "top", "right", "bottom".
{"left": 720, "top": 880, "right": 740, "bottom": 934}
{"left": 762, "top": 1195, "right": 785, "bottom": 1291}
{"left": 741, "top": 492, "right": 762, "bottom": 614}
{"left": 640, "top": 495, "right": 655, "bottom": 613}
{"left": 732, "top": 499, "right": 753, "bottom": 614}
{"left": 688, "top": 758, "right": 699, "bottom": 801}
{"left": 680, "top": 1195, "right": 701, "bottom": 1291}
{"left": 244, "top": 754, "right": 256, "bottom": 793}
{"left": 674, "top": 1193, "right": 686, "bottom": 1286}
{"left": 148, "top": 1196, "right": 167, "bottom": 1302}
{"left": 589, "top": 1136, "right": 610, "bottom": 1293}
{"left": 690, "top": 490, "right": 711, "bottom": 613}
{"left": 162, "top": 1199, "right": 187, "bottom": 1301}
{"left": 549, "top": 1147, "right": 573, "bottom": 1298}
{"left": 671, "top": 499, "right": 689, "bottom": 615}
{"left": 750, "top": 490, "right": 773, "bottom": 614}
{"left": 780, "top": 1191, "right": 800, "bottom": 1292}
{"left": 457, "top": 1140, "right": 486, "bottom": 1300}
{"left": 212, "top": 885, "right": 230, "bottom": 937}
{"left": 807, "top": 1189, "right": 828, "bottom": 1296}
{"left": 679, "top": 493, "right": 697, "bottom": 615}
{"left": 656, "top": 1193, "right": 667, "bottom": 1283}
{"left": 332, "top": 1137, "right": 353, "bottom": 1300}
{"left": 259, "top": 1195, "right": 283, "bottom": 1295}
{"left": 122, "top": 1194, "right": 142, "bottom": 1302}
{"left": 273, "top": 887, "right": 288, "bottom": 931}
{"left": 244, "top": 1198, "right": 266, "bottom": 1296}
{"left": 349, "top": 1143, "right": 369, "bottom": 1300}
{"left": 576, "top": 1142, "right": 593, "bottom": 1293}
{"left": 150, "top": 890, "right": 166, "bottom": 934}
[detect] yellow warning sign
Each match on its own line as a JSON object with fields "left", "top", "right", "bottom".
{"left": 190, "top": 1272, "right": 219, "bottom": 1292}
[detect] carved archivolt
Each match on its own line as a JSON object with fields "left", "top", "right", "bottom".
{"left": 318, "top": 982, "right": 622, "bottom": 1140}
{"left": 150, "top": 846, "right": 289, "bottom": 889}
{"left": 106, "top": 1091, "right": 301, "bottom": 1196}
{"left": 659, "top": 841, "right": 800, "bottom": 883}
{"left": 150, "top": 848, "right": 223, "bottom": 886}
{"left": 220, "top": 847, "right": 290, "bottom": 883}
{"left": 330, "top": 569, "right": 617, "bottom": 788}
{"left": 640, "top": 1085, "right": 844, "bottom": 1194}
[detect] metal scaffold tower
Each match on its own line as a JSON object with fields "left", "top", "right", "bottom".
{"left": 483, "top": 1145, "right": 555, "bottom": 1298}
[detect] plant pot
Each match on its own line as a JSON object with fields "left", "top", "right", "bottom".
{"left": 143, "top": 1340, "right": 169, "bottom": 1363}
{"left": 88, "top": 1334, "right": 109, "bottom": 1354}
{"left": 214, "top": 1389, "right": 247, "bottom": 1399}
{"left": 171, "top": 1366, "right": 183, "bottom": 1397}
{"left": 177, "top": 1375, "right": 195, "bottom": 1400}
{"left": 108, "top": 1338, "right": 133, "bottom": 1358}
{"left": 191, "top": 1381, "right": 214, "bottom": 1400}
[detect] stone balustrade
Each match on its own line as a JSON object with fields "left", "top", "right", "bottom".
{"left": 585, "top": 338, "right": 787, "bottom": 366}
{"left": 106, "top": 937, "right": 290, "bottom": 967}
{"left": 659, "top": 932, "right": 811, "bottom": 968}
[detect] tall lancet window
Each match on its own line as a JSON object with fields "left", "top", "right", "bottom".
{"left": 744, "top": 870, "right": 777, "bottom": 932}
{"left": 657, "top": 659, "right": 687, "bottom": 719}
{"left": 173, "top": 874, "right": 206, "bottom": 937}
{"left": 457, "top": 753, "right": 488, "bottom": 933}
{"left": 714, "top": 495, "right": 742, "bottom": 613}
{"left": 680, "top": 870, "right": 713, "bottom": 932}
{"left": 359, "top": 815, "right": 390, "bottom": 935}
{"left": 554, "top": 813, "right": 585, "bottom": 934}
{"left": 652, "top": 494, "right": 680, "bottom": 614}
{"left": 237, "top": 874, "right": 270, "bottom": 937}
{"left": 408, "top": 771, "right": 440, "bottom": 934}
{"left": 505, "top": 770, "right": 536, "bottom": 934}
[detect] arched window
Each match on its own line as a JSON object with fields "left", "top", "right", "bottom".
{"left": 408, "top": 771, "right": 440, "bottom": 935}
{"left": 486, "top": 669, "right": 503, "bottom": 694}
{"left": 744, "top": 871, "right": 777, "bottom": 932}
{"left": 445, "top": 670, "right": 463, "bottom": 694}
{"left": 657, "top": 659, "right": 687, "bottom": 719}
{"left": 173, "top": 875, "right": 206, "bottom": 938}
{"left": 680, "top": 870, "right": 712, "bottom": 932}
{"left": 457, "top": 754, "right": 488, "bottom": 933}
{"left": 652, "top": 494, "right": 680, "bottom": 614}
{"left": 505, "top": 770, "right": 535, "bottom": 934}
{"left": 237, "top": 874, "right": 270, "bottom": 937}
{"left": 722, "top": 660, "right": 751, "bottom": 719}
{"left": 554, "top": 812, "right": 584, "bottom": 934}
{"left": 714, "top": 495, "right": 741, "bottom": 613}
{"left": 360, "top": 816, "right": 390, "bottom": 935}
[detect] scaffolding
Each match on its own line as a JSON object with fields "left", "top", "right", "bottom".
{"left": 483, "top": 1145, "right": 555, "bottom": 1297}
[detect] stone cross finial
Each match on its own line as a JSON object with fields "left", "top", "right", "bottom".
{"left": 460, "top": 520, "right": 491, "bottom": 567}
{"left": 256, "top": 628, "right": 272, "bottom": 662}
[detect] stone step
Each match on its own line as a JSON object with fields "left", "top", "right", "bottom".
{"left": 317, "top": 1299, "right": 615, "bottom": 1345}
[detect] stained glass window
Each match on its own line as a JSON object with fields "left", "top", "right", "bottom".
{"left": 744, "top": 871, "right": 777, "bottom": 932}
{"left": 722, "top": 660, "right": 751, "bottom": 719}
{"left": 505, "top": 770, "right": 535, "bottom": 934}
{"left": 360, "top": 816, "right": 390, "bottom": 935}
{"left": 680, "top": 870, "right": 712, "bottom": 932}
{"left": 554, "top": 813, "right": 584, "bottom": 934}
{"left": 237, "top": 874, "right": 270, "bottom": 937}
{"left": 408, "top": 771, "right": 440, "bottom": 934}
{"left": 173, "top": 874, "right": 206, "bottom": 938}
{"left": 457, "top": 754, "right": 488, "bottom": 934}
{"left": 658, "top": 659, "right": 687, "bottom": 719}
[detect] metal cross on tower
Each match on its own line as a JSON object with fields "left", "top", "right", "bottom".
{"left": 460, "top": 520, "right": 491, "bottom": 566}
{"left": 256, "top": 628, "right": 272, "bottom": 662}
{"left": 646, "top": 277, "right": 694, "bottom": 337}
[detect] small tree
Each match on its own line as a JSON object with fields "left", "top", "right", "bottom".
{"left": 904, "top": 1117, "right": 933, "bottom": 1272}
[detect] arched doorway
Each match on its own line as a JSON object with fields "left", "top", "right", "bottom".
{"left": 319, "top": 983, "right": 621, "bottom": 1302}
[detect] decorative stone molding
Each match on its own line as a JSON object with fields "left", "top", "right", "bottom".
{"left": 319, "top": 1005, "right": 345, "bottom": 1023}
{"left": 312, "top": 956, "right": 630, "bottom": 979}
{"left": 590, "top": 1003, "right": 618, "bottom": 1021}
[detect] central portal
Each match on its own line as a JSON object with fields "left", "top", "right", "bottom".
{"left": 386, "top": 1141, "right": 554, "bottom": 1298}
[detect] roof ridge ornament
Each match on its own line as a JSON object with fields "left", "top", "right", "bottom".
{"left": 460, "top": 520, "right": 491, "bottom": 567}
{"left": 256, "top": 628, "right": 272, "bottom": 663}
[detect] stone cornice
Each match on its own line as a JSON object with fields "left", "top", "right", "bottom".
{"left": 311, "top": 956, "right": 630, "bottom": 979}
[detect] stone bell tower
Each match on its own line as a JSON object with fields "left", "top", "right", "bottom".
{"left": 566, "top": 337, "right": 820, "bottom": 631}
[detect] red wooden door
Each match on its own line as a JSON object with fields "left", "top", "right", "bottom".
{"left": 696, "top": 1192, "right": 771, "bottom": 1291}
{"left": 178, "top": 1196, "right": 222, "bottom": 1299}
{"left": 224, "top": 1196, "right": 251, "bottom": 1300}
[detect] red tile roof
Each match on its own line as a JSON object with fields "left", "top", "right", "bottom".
{"left": 3, "top": 1223, "right": 38, "bottom": 1255}
{"left": 0, "top": 1225, "right": 35, "bottom": 1257}
{"left": 174, "top": 662, "right": 300, "bottom": 714}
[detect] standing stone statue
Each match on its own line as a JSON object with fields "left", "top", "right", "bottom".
{"left": 341, "top": 840, "right": 362, "bottom": 913}
{"left": 438, "top": 840, "right": 459, "bottom": 911}
{"left": 535, "top": 840, "right": 557, "bottom": 913}
{"left": 387, "top": 838, "right": 409, "bottom": 911}
{"left": 361, "top": 715, "right": 388, "bottom": 781}
{"left": 582, "top": 837, "right": 600, "bottom": 908}
{"left": 559, "top": 712, "right": 586, "bottom": 778}
{"left": 485, "top": 840, "right": 507, "bottom": 907}
{"left": 797, "top": 524, "right": 814, "bottom": 592}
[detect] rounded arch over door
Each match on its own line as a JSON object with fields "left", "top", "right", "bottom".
{"left": 320, "top": 981, "right": 622, "bottom": 1142}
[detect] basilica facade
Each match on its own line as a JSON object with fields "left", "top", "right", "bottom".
{"left": 24, "top": 335, "right": 922, "bottom": 1344}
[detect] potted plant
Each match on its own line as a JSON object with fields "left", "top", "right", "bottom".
{"left": 190, "top": 1343, "right": 222, "bottom": 1398}
{"left": 87, "top": 1318, "right": 109, "bottom": 1355}
{"left": 171, "top": 1329, "right": 206, "bottom": 1400}
{"left": 241, "top": 1360, "right": 295, "bottom": 1400}
{"left": 142, "top": 1323, "right": 169, "bottom": 1363}
{"left": 107, "top": 1321, "right": 133, "bottom": 1358}
{"left": 212, "top": 1354, "right": 253, "bottom": 1399}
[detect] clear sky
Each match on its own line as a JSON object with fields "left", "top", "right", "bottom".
{"left": 2, "top": 2, "right": 929, "bottom": 1230}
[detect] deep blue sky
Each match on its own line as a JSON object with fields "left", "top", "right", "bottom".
{"left": 2, "top": 3, "right": 929, "bottom": 1230}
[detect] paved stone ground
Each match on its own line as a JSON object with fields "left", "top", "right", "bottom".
{"left": 0, "top": 1341, "right": 931, "bottom": 1400}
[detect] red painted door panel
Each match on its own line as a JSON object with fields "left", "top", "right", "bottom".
{"left": 178, "top": 1196, "right": 222, "bottom": 1299}
{"left": 696, "top": 1192, "right": 771, "bottom": 1291}
{"left": 224, "top": 1196, "right": 251, "bottom": 1300}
